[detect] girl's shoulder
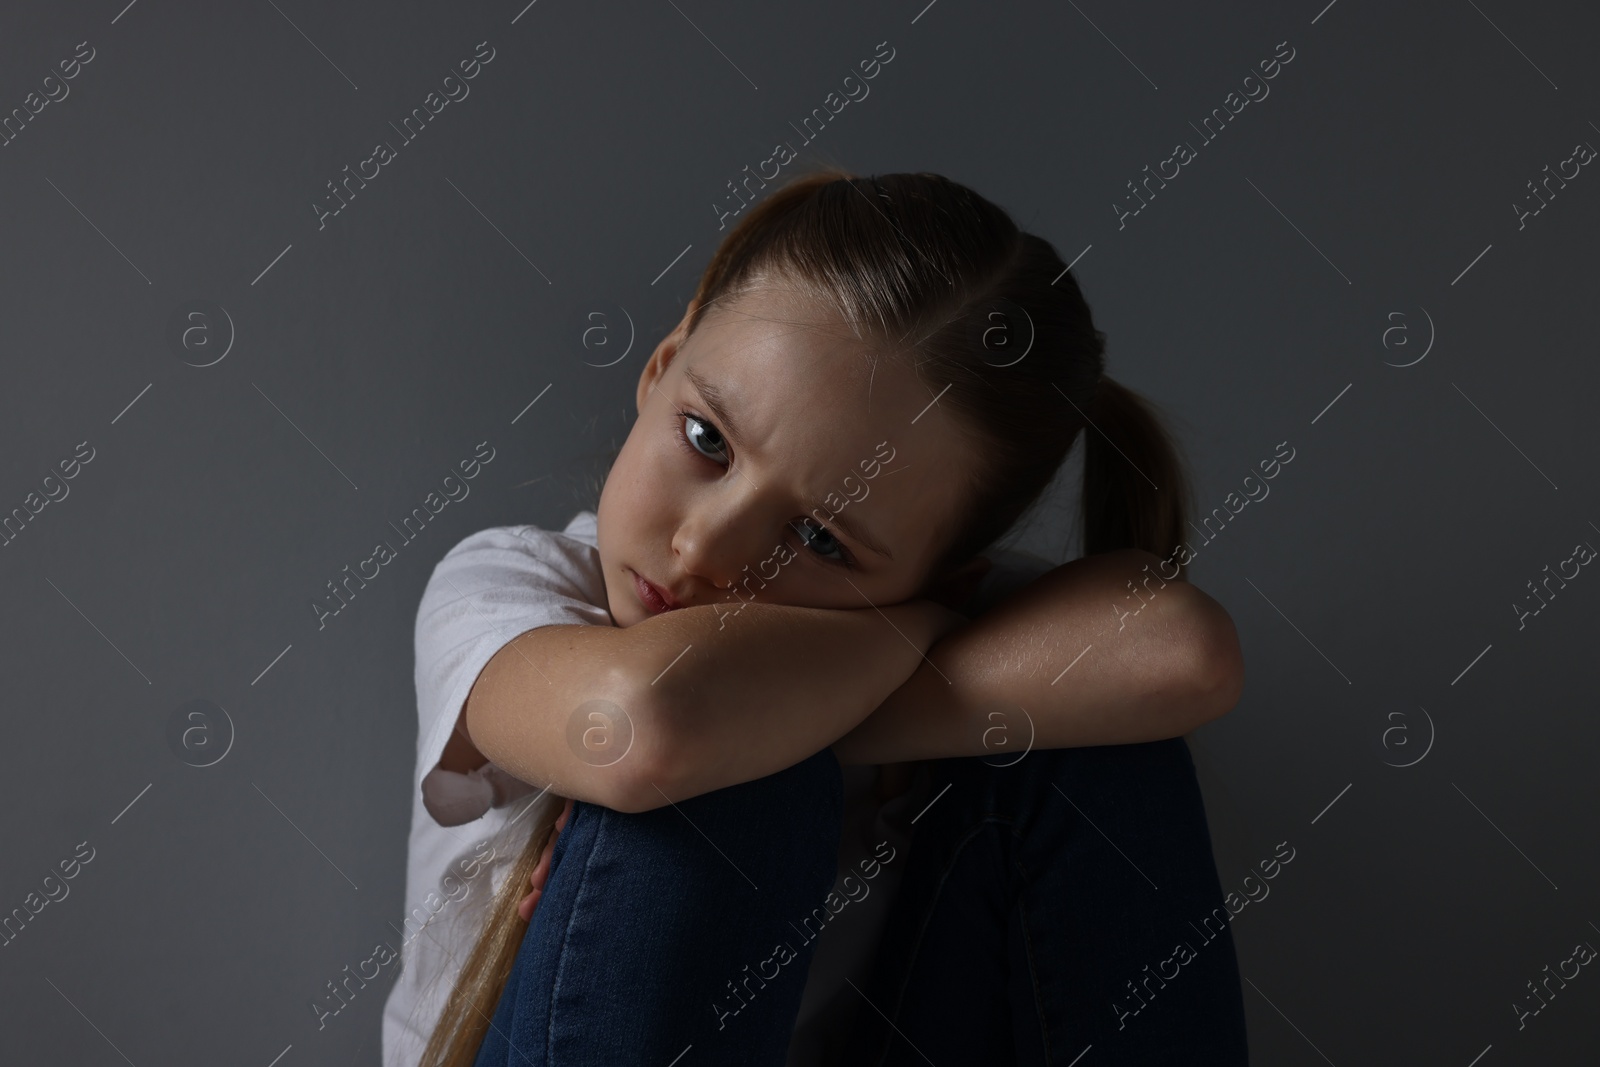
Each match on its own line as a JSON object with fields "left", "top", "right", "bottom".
{"left": 433, "top": 511, "right": 598, "bottom": 574}
{"left": 422, "top": 512, "right": 608, "bottom": 621}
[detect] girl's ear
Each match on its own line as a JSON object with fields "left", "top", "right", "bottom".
{"left": 636, "top": 302, "right": 699, "bottom": 412}
{"left": 922, "top": 554, "right": 994, "bottom": 613}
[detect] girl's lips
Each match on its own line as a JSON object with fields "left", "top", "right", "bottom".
{"left": 631, "top": 569, "right": 681, "bottom": 614}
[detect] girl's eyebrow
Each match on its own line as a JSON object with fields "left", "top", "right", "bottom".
{"left": 826, "top": 508, "right": 894, "bottom": 562}
{"left": 684, "top": 365, "right": 894, "bottom": 563}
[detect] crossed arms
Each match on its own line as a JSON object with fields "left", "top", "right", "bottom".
{"left": 457, "top": 548, "right": 1242, "bottom": 814}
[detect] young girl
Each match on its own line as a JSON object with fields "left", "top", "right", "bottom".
{"left": 381, "top": 169, "right": 1249, "bottom": 1066}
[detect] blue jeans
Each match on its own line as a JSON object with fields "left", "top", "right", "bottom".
{"left": 471, "top": 739, "right": 1248, "bottom": 1066}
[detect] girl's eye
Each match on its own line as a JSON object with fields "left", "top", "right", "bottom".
{"left": 789, "top": 518, "right": 855, "bottom": 568}
{"left": 676, "top": 411, "right": 729, "bottom": 466}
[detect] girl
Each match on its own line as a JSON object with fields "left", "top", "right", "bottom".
{"left": 382, "top": 169, "right": 1249, "bottom": 1066}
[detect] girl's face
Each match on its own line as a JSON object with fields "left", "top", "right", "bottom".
{"left": 596, "top": 280, "right": 984, "bottom": 629}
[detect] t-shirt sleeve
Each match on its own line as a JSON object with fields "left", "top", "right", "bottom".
{"left": 411, "top": 524, "right": 613, "bottom": 804}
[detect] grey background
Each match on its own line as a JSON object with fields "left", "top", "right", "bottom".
{"left": 1, "top": 0, "right": 1596, "bottom": 1063}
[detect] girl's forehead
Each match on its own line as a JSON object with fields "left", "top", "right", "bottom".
{"left": 687, "top": 285, "right": 914, "bottom": 411}
{"left": 681, "top": 323, "right": 923, "bottom": 448}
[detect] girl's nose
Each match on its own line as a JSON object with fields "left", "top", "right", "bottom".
{"left": 672, "top": 505, "right": 766, "bottom": 594}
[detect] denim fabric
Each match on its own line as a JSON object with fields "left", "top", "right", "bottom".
{"left": 471, "top": 738, "right": 1247, "bottom": 1066}
{"left": 842, "top": 738, "right": 1249, "bottom": 1066}
{"left": 471, "top": 748, "right": 845, "bottom": 1067}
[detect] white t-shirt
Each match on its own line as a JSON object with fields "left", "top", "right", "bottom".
{"left": 381, "top": 511, "right": 1054, "bottom": 1067}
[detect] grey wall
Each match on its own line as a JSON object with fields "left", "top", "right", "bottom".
{"left": 2, "top": 0, "right": 1596, "bottom": 1063}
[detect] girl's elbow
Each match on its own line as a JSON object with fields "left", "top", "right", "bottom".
{"left": 1188, "top": 603, "right": 1245, "bottom": 724}
{"left": 1151, "top": 581, "right": 1243, "bottom": 727}
{"left": 578, "top": 662, "right": 679, "bottom": 814}
{"left": 461, "top": 654, "right": 679, "bottom": 814}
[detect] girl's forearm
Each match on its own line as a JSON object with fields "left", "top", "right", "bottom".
{"left": 466, "top": 597, "right": 953, "bottom": 813}
{"left": 614, "top": 599, "right": 955, "bottom": 806}
{"left": 831, "top": 551, "right": 1244, "bottom": 765}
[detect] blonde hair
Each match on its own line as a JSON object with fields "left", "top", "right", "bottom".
{"left": 417, "top": 800, "right": 558, "bottom": 1065}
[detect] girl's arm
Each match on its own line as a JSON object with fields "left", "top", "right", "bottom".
{"left": 830, "top": 549, "right": 1245, "bottom": 766}
{"left": 460, "top": 598, "right": 961, "bottom": 814}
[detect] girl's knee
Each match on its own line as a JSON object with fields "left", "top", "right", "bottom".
{"left": 696, "top": 745, "right": 842, "bottom": 818}
{"left": 580, "top": 748, "right": 843, "bottom": 876}
{"left": 782, "top": 746, "right": 845, "bottom": 813}
{"left": 687, "top": 748, "right": 844, "bottom": 886}
{"left": 723, "top": 747, "right": 843, "bottom": 842}
{"left": 930, "top": 738, "right": 1202, "bottom": 824}
{"left": 1002, "top": 735, "right": 1193, "bottom": 787}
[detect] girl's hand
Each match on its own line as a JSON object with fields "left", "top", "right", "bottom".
{"left": 517, "top": 796, "right": 574, "bottom": 922}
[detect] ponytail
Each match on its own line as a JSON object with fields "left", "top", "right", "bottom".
{"left": 1080, "top": 373, "right": 1196, "bottom": 578}
{"left": 418, "top": 801, "right": 561, "bottom": 1066}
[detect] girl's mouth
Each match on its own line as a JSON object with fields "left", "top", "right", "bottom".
{"left": 630, "top": 568, "right": 682, "bottom": 614}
